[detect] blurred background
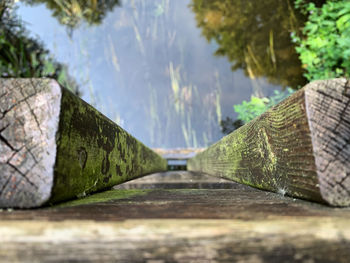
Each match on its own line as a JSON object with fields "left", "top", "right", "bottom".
{"left": 3, "top": 0, "right": 346, "bottom": 149}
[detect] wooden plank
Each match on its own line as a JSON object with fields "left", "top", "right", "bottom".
{"left": 0, "top": 78, "right": 167, "bottom": 208}
{"left": 1, "top": 173, "right": 350, "bottom": 221}
{"left": 113, "top": 171, "right": 238, "bottom": 189}
{"left": 188, "top": 78, "right": 350, "bottom": 206}
{"left": 152, "top": 148, "right": 205, "bottom": 159}
{"left": 0, "top": 218, "right": 350, "bottom": 262}
{"left": 0, "top": 174, "right": 350, "bottom": 262}
{"left": 153, "top": 148, "right": 205, "bottom": 170}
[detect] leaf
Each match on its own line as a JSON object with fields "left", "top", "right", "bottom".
{"left": 295, "top": 1, "right": 350, "bottom": 81}
{"left": 337, "top": 14, "right": 350, "bottom": 31}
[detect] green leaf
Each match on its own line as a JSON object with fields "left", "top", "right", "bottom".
{"left": 294, "top": 0, "right": 350, "bottom": 81}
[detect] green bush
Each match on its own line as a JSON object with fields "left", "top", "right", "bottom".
{"left": 292, "top": 0, "right": 350, "bottom": 81}
{"left": 233, "top": 88, "right": 295, "bottom": 124}
{"left": 0, "top": 1, "right": 80, "bottom": 95}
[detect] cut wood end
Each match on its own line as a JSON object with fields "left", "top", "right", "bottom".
{"left": 0, "top": 78, "right": 62, "bottom": 208}
{"left": 305, "top": 78, "right": 350, "bottom": 206}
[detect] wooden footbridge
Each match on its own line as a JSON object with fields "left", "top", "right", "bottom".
{"left": 0, "top": 78, "right": 350, "bottom": 262}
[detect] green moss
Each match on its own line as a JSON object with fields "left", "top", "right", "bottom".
{"left": 188, "top": 89, "right": 316, "bottom": 199}
{"left": 49, "top": 87, "right": 167, "bottom": 204}
{"left": 53, "top": 189, "right": 150, "bottom": 208}
{"left": 257, "top": 127, "right": 277, "bottom": 176}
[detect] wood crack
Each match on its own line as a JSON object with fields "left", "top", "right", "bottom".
{"left": 316, "top": 89, "right": 344, "bottom": 104}
{"left": 0, "top": 175, "right": 12, "bottom": 196}
{"left": 0, "top": 92, "right": 37, "bottom": 119}
{"left": 0, "top": 133, "right": 15, "bottom": 151}
{"left": 0, "top": 92, "right": 7, "bottom": 99}
{"left": 26, "top": 147, "right": 39, "bottom": 164}
{"left": 5, "top": 146, "right": 25, "bottom": 165}
{"left": 19, "top": 88, "right": 43, "bottom": 135}
{"left": 6, "top": 162, "right": 38, "bottom": 190}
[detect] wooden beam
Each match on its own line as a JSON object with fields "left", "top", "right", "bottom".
{"left": 0, "top": 78, "right": 167, "bottom": 208}
{"left": 1, "top": 218, "right": 350, "bottom": 262}
{"left": 153, "top": 148, "right": 205, "bottom": 170}
{"left": 188, "top": 78, "right": 350, "bottom": 206}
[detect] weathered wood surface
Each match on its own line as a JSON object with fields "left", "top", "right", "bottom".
{"left": 2, "top": 173, "right": 350, "bottom": 221}
{"left": 188, "top": 78, "right": 350, "bottom": 206}
{"left": 152, "top": 148, "right": 205, "bottom": 159}
{"left": 1, "top": 172, "right": 350, "bottom": 262}
{"left": 1, "top": 219, "right": 350, "bottom": 263}
{"left": 0, "top": 78, "right": 167, "bottom": 208}
{"left": 153, "top": 148, "right": 205, "bottom": 171}
{"left": 114, "top": 171, "right": 238, "bottom": 189}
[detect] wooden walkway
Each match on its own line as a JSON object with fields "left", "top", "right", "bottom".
{"left": 1, "top": 171, "right": 350, "bottom": 262}
{"left": 1, "top": 78, "right": 350, "bottom": 262}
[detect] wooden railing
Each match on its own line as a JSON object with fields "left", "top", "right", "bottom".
{"left": 188, "top": 78, "right": 350, "bottom": 206}
{"left": 0, "top": 78, "right": 167, "bottom": 208}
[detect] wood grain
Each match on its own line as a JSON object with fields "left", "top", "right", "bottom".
{"left": 188, "top": 78, "right": 350, "bottom": 206}
{"left": 0, "top": 218, "right": 349, "bottom": 263}
{"left": 0, "top": 79, "right": 61, "bottom": 208}
{"left": 0, "top": 173, "right": 350, "bottom": 262}
{"left": 0, "top": 78, "right": 167, "bottom": 208}
{"left": 305, "top": 79, "right": 350, "bottom": 206}
{"left": 1, "top": 172, "right": 350, "bottom": 262}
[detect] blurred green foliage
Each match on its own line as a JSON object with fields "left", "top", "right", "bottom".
{"left": 234, "top": 88, "right": 295, "bottom": 124}
{"left": 221, "top": 88, "right": 295, "bottom": 134}
{"left": 292, "top": 0, "right": 350, "bottom": 81}
{"left": 0, "top": 0, "right": 80, "bottom": 94}
{"left": 234, "top": 96, "right": 270, "bottom": 124}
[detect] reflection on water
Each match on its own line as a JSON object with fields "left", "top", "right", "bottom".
{"left": 0, "top": 1, "right": 80, "bottom": 94}
{"left": 191, "top": 0, "right": 308, "bottom": 89}
{"left": 4, "top": 0, "right": 308, "bottom": 148}
{"left": 21, "top": 0, "right": 121, "bottom": 32}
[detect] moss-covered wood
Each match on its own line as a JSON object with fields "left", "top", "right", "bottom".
{"left": 0, "top": 78, "right": 167, "bottom": 208}
{"left": 188, "top": 78, "right": 350, "bottom": 206}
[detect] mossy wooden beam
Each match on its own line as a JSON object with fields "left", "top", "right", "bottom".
{"left": 0, "top": 78, "right": 167, "bottom": 208}
{"left": 188, "top": 78, "right": 350, "bottom": 206}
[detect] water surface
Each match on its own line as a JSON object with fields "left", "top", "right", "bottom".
{"left": 13, "top": 0, "right": 306, "bottom": 148}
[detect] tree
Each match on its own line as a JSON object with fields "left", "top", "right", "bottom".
{"left": 21, "top": 0, "right": 120, "bottom": 30}
{"left": 0, "top": 1, "right": 80, "bottom": 95}
{"left": 190, "top": 0, "right": 324, "bottom": 88}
